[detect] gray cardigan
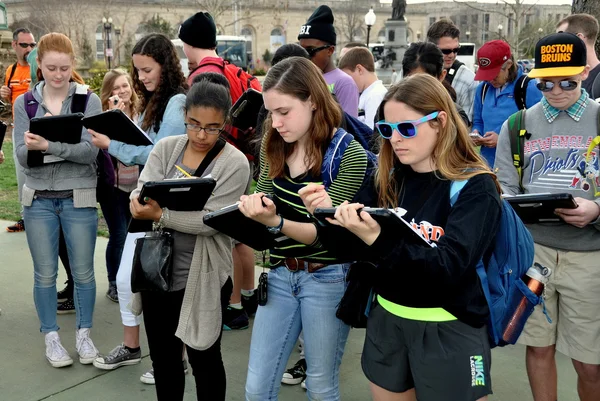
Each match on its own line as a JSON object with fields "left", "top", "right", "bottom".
{"left": 13, "top": 82, "right": 102, "bottom": 207}
{"left": 130, "top": 135, "right": 250, "bottom": 350}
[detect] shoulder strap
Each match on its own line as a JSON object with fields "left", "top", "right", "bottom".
{"left": 508, "top": 110, "right": 527, "bottom": 192}
{"left": 24, "top": 91, "right": 38, "bottom": 119}
{"left": 450, "top": 179, "right": 469, "bottom": 206}
{"left": 445, "top": 60, "right": 464, "bottom": 85}
{"left": 194, "top": 137, "right": 226, "bottom": 177}
{"left": 6, "top": 63, "right": 18, "bottom": 88}
{"left": 481, "top": 83, "right": 490, "bottom": 105}
{"left": 513, "top": 75, "right": 531, "bottom": 110}
{"left": 71, "top": 84, "right": 91, "bottom": 114}
{"left": 198, "top": 57, "right": 226, "bottom": 70}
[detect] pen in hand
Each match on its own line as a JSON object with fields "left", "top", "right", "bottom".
{"left": 175, "top": 165, "right": 192, "bottom": 178}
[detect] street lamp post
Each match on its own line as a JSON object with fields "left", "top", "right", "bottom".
{"left": 466, "top": 30, "right": 471, "bottom": 41}
{"left": 365, "top": 7, "right": 376, "bottom": 47}
{"left": 114, "top": 26, "right": 121, "bottom": 66}
{"left": 102, "top": 16, "right": 113, "bottom": 69}
{"left": 416, "top": 30, "right": 421, "bottom": 41}
{"left": 498, "top": 24, "right": 503, "bottom": 40}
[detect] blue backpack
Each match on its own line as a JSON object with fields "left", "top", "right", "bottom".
{"left": 321, "top": 128, "right": 377, "bottom": 193}
{"left": 342, "top": 112, "right": 377, "bottom": 152}
{"left": 450, "top": 180, "right": 541, "bottom": 347}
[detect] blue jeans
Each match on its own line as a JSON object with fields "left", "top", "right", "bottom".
{"left": 245, "top": 264, "right": 350, "bottom": 401}
{"left": 98, "top": 187, "right": 131, "bottom": 283}
{"left": 23, "top": 197, "right": 98, "bottom": 333}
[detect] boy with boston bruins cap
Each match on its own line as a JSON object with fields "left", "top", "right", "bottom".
{"left": 495, "top": 32, "right": 600, "bottom": 401}
{"left": 298, "top": 5, "right": 359, "bottom": 118}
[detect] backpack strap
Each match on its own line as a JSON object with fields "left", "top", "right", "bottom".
{"left": 24, "top": 91, "right": 38, "bottom": 119}
{"left": 6, "top": 63, "right": 17, "bottom": 89}
{"left": 71, "top": 84, "right": 91, "bottom": 114}
{"left": 445, "top": 60, "right": 464, "bottom": 85}
{"left": 513, "top": 75, "right": 531, "bottom": 110}
{"left": 507, "top": 110, "right": 527, "bottom": 192}
{"left": 584, "top": 108, "right": 600, "bottom": 196}
{"left": 449, "top": 179, "right": 469, "bottom": 207}
{"left": 481, "top": 83, "right": 490, "bottom": 105}
{"left": 322, "top": 129, "right": 353, "bottom": 189}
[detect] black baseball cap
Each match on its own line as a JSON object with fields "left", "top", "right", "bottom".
{"left": 528, "top": 32, "right": 587, "bottom": 79}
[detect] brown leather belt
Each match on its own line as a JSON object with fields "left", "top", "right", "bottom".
{"left": 282, "top": 258, "right": 328, "bottom": 273}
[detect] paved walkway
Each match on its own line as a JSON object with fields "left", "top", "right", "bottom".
{"left": 0, "top": 220, "right": 579, "bottom": 400}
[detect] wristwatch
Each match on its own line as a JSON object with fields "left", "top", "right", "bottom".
{"left": 267, "top": 215, "right": 284, "bottom": 234}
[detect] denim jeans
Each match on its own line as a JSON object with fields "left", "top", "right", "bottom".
{"left": 23, "top": 197, "right": 98, "bottom": 333}
{"left": 98, "top": 187, "right": 131, "bottom": 283}
{"left": 245, "top": 263, "right": 350, "bottom": 401}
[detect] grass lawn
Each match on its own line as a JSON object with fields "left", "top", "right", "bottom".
{"left": 0, "top": 140, "right": 109, "bottom": 236}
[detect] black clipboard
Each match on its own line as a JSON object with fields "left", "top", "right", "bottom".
{"left": 82, "top": 109, "right": 152, "bottom": 146}
{"left": 230, "top": 88, "right": 263, "bottom": 131}
{"left": 203, "top": 199, "right": 288, "bottom": 251}
{"left": 139, "top": 177, "right": 216, "bottom": 211}
{"left": 505, "top": 193, "right": 578, "bottom": 223}
{"left": 27, "top": 113, "right": 84, "bottom": 166}
{"left": 314, "top": 207, "right": 436, "bottom": 248}
{"left": 0, "top": 121, "right": 6, "bottom": 151}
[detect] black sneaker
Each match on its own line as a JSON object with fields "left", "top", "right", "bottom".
{"left": 57, "top": 298, "right": 76, "bottom": 314}
{"left": 93, "top": 343, "right": 142, "bottom": 370}
{"left": 242, "top": 292, "right": 258, "bottom": 317}
{"left": 6, "top": 219, "right": 25, "bottom": 233}
{"left": 281, "top": 358, "right": 307, "bottom": 385}
{"left": 223, "top": 306, "right": 249, "bottom": 331}
{"left": 106, "top": 283, "right": 118, "bottom": 303}
{"left": 57, "top": 281, "right": 73, "bottom": 302}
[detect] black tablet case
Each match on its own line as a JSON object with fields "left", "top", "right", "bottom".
{"left": 139, "top": 177, "right": 217, "bottom": 212}
{"left": 231, "top": 88, "right": 263, "bottom": 131}
{"left": 505, "top": 193, "right": 578, "bottom": 223}
{"left": 82, "top": 109, "right": 152, "bottom": 146}
{"left": 27, "top": 113, "right": 84, "bottom": 166}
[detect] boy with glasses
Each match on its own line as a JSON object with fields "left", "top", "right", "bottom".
{"left": 427, "top": 19, "right": 477, "bottom": 121}
{"left": 2, "top": 28, "right": 35, "bottom": 233}
{"left": 495, "top": 32, "right": 600, "bottom": 401}
{"left": 298, "top": 5, "right": 359, "bottom": 118}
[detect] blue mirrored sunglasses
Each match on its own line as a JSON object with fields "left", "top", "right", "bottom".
{"left": 375, "top": 111, "right": 440, "bottom": 139}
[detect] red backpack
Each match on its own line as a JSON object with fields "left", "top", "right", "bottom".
{"left": 194, "top": 58, "right": 262, "bottom": 160}
{"left": 197, "top": 58, "right": 262, "bottom": 103}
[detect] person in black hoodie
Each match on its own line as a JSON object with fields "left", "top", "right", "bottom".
{"left": 309, "top": 74, "right": 502, "bottom": 401}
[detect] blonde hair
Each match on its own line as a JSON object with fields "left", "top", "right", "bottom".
{"left": 100, "top": 69, "right": 140, "bottom": 115}
{"left": 36, "top": 33, "right": 84, "bottom": 84}
{"left": 376, "top": 74, "right": 500, "bottom": 207}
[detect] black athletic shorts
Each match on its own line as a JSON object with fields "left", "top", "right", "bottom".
{"left": 361, "top": 303, "right": 492, "bottom": 401}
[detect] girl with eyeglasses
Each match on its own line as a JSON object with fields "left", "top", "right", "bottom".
{"left": 321, "top": 74, "right": 502, "bottom": 401}
{"left": 128, "top": 78, "right": 249, "bottom": 400}
{"left": 240, "top": 56, "right": 369, "bottom": 400}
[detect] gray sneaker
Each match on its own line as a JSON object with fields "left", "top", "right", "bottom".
{"left": 93, "top": 343, "right": 141, "bottom": 370}
{"left": 106, "top": 282, "right": 118, "bottom": 303}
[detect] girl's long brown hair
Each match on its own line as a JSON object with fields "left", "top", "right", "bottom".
{"left": 100, "top": 69, "right": 140, "bottom": 115}
{"left": 376, "top": 74, "right": 501, "bottom": 207}
{"left": 261, "top": 57, "right": 342, "bottom": 178}
{"left": 36, "top": 33, "right": 84, "bottom": 84}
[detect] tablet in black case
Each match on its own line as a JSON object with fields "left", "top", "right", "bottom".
{"left": 505, "top": 193, "right": 578, "bottom": 223}
{"left": 27, "top": 113, "right": 84, "bottom": 166}
{"left": 82, "top": 109, "right": 152, "bottom": 147}
{"left": 139, "top": 178, "right": 216, "bottom": 211}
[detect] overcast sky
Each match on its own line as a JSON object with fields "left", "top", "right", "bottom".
{"left": 405, "top": 0, "right": 571, "bottom": 5}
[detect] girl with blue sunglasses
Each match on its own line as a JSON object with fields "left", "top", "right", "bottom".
{"left": 319, "top": 74, "right": 503, "bottom": 401}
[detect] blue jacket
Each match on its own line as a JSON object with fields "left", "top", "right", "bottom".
{"left": 472, "top": 67, "right": 542, "bottom": 167}
{"left": 108, "top": 93, "right": 186, "bottom": 166}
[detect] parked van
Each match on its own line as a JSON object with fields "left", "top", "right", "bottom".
{"left": 457, "top": 42, "right": 477, "bottom": 71}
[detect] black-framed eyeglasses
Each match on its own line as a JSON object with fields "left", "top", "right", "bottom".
{"left": 440, "top": 47, "right": 460, "bottom": 55}
{"left": 306, "top": 45, "right": 332, "bottom": 58}
{"left": 184, "top": 122, "right": 225, "bottom": 135}
{"left": 536, "top": 79, "right": 579, "bottom": 92}
{"left": 18, "top": 42, "right": 36, "bottom": 49}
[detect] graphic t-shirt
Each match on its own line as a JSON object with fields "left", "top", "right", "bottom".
{"left": 4, "top": 63, "right": 31, "bottom": 104}
{"left": 324, "top": 68, "right": 359, "bottom": 118}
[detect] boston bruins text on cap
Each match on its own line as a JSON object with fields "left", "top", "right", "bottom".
{"left": 528, "top": 32, "right": 587, "bottom": 79}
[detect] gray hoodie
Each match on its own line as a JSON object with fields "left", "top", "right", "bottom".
{"left": 13, "top": 82, "right": 102, "bottom": 208}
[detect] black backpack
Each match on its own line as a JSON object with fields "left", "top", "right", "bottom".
{"left": 481, "top": 75, "right": 532, "bottom": 111}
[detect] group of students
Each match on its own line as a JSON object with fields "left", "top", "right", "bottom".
{"left": 4, "top": 4, "right": 600, "bottom": 401}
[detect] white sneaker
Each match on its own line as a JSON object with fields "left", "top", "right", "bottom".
{"left": 45, "top": 331, "right": 73, "bottom": 368}
{"left": 76, "top": 328, "right": 99, "bottom": 364}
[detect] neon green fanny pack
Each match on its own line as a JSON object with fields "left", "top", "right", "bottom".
{"left": 377, "top": 295, "right": 457, "bottom": 322}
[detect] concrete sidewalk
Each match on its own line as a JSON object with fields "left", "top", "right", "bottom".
{"left": 0, "top": 220, "right": 579, "bottom": 400}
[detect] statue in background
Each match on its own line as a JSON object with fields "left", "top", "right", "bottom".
{"left": 392, "top": 0, "right": 406, "bottom": 21}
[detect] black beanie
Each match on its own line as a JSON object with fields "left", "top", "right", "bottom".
{"left": 298, "top": 5, "right": 336, "bottom": 45}
{"left": 178, "top": 12, "right": 217, "bottom": 49}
